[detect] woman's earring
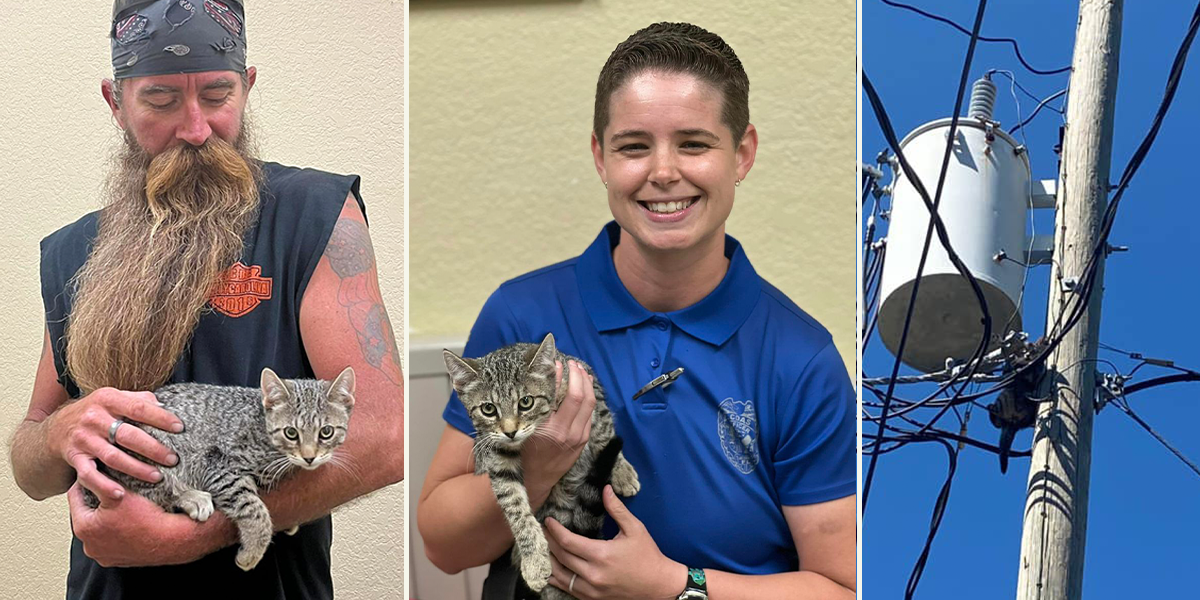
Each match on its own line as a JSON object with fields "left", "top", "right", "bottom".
{"left": 735, "top": 179, "right": 742, "bottom": 187}
{"left": 604, "top": 181, "right": 608, "bottom": 189}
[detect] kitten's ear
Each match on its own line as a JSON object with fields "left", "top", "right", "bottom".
{"left": 525, "top": 332, "right": 557, "bottom": 381}
{"left": 328, "top": 367, "right": 356, "bottom": 411}
{"left": 443, "top": 350, "right": 481, "bottom": 394}
{"left": 260, "top": 368, "right": 290, "bottom": 410}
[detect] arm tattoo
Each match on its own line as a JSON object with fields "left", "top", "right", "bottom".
{"left": 324, "top": 219, "right": 374, "bottom": 278}
{"left": 324, "top": 218, "right": 402, "bottom": 386}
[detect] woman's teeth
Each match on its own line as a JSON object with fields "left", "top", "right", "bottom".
{"left": 644, "top": 198, "right": 695, "bottom": 213}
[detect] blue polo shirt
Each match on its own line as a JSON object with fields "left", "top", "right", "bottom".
{"left": 443, "top": 222, "right": 855, "bottom": 575}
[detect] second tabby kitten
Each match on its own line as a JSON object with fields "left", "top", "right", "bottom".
{"left": 444, "top": 332, "right": 640, "bottom": 599}
{"left": 84, "top": 367, "right": 356, "bottom": 571}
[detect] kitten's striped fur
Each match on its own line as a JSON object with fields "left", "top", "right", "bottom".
{"left": 83, "top": 367, "right": 356, "bottom": 571}
{"left": 444, "top": 333, "right": 640, "bottom": 599}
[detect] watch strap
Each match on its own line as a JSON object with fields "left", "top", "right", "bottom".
{"left": 676, "top": 567, "right": 708, "bottom": 599}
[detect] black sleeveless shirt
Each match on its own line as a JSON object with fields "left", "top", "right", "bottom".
{"left": 39, "top": 162, "right": 364, "bottom": 600}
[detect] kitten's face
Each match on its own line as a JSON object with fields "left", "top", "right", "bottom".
{"left": 445, "top": 335, "right": 559, "bottom": 449}
{"left": 261, "top": 367, "right": 356, "bottom": 470}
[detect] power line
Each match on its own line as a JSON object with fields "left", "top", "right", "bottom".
{"left": 1112, "top": 396, "right": 1200, "bottom": 479}
{"left": 988, "top": 68, "right": 1067, "bottom": 113}
{"left": 905, "top": 437, "right": 956, "bottom": 600}
{"left": 879, "top": 0, "right": 1072, "bottom": 75}
{"left": 1008, "top": 89, "right": 1068, "bottom": 134}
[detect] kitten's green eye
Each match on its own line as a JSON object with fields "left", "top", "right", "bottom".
{"left": 518, "top": 396, "right": 533, "bottom": 410}
{"left": 480, "top": 403, "right": 498, "bottom": 417}
{"left": 283, "top": 427, "right": 299, "bottom": 440}
{"left": 319, "top": 425, "right": 335, "bottom": 439}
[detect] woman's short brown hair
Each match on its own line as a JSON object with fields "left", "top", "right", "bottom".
{"left": 593, "top": 22, "right": 750, "bottom": 146}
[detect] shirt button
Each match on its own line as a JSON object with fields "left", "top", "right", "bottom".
{"left": 656, "top": 320, "right": 668, "bottom": 331}
{"left": 651, "top": 358, "right": 660, "bottom": 368}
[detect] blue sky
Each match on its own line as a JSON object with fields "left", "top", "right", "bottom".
{"left": 862, "top": 1, "right": 1200, "bottom": 597}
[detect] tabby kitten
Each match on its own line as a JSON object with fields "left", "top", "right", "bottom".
{"left": 444, "top": 333, "right": 640, "bottom": 599}
{"left": 84, "top": 367, "right": 356, "bottom": 571}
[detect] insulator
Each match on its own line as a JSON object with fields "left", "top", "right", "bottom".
{"left": 968, "top": 76, "right": 997, "bottom": 120}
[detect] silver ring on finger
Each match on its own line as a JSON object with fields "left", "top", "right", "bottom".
{"left": 569, "top": 573, "right": 578, "bottom": 594}
{"left": 108, "top": 418, "right": 124, "bottom": 445}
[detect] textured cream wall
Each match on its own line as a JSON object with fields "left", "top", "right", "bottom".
{"left": 411, "top": 0, "right": 856, "bottom": 374}
{"left": 0, "top": 1, "right": 404, "bottom": 598}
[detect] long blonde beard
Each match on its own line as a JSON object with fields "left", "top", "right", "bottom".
{"left": 65, "top": 128, "right": 261, "bottom": 394}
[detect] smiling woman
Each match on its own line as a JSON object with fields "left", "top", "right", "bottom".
{"left": 413, "top": 13, "right": 856, "bottom": 600}
{"left": 600, "top": 71, "right": 753, "bottom": 256}
{"left": 597, "top": 69, "right": 756, "bottom": 312}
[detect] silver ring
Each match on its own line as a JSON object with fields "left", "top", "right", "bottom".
{"left": 569, "top": 573, "right": 577, "bottom": 594}
{"left": 108, "top": 418, "right": 124, "bottom": 445}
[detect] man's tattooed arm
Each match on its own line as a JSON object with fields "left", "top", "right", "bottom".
{"left": 322, "top": 218, "right": 403, "bottom": 386}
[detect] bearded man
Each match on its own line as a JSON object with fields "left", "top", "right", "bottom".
{"left": 7, "top": 1, "right": 404, "bottom": 598}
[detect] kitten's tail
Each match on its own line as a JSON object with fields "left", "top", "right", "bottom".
{"left": 580, "top": 437, "right": 624, "bottom": 520}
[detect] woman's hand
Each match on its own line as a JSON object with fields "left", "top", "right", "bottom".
{"left": 546, "top": 485, "right": 687, "bottom": 600}
{"left": 521, "top": 360, "right": 596, "bottom": 505}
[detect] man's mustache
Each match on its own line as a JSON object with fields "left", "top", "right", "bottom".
{"left": 144, "top": 136, "right": 257, "bottom": 223}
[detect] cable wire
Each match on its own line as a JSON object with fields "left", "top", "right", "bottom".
{"left": 1008, "top": 89, "right": 1068, "bottom": 134}
{"left": 879, "top": 0, "right": 1071, "bottom": 75}
{"left": 1113, "top": 396, "right": 1200, "bottom": 479}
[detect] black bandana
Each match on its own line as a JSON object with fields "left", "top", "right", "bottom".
{"left": 111, "top": 0, "right": 247, "bottom": 79}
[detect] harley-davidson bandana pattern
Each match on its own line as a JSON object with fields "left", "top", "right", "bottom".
{"left": 204, "top": 0, "right": 242, "bottom": 36}
{"left": 115, "top": 14, "right": 149, "bottom": 45}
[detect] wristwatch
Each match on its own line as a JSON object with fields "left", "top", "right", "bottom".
{"left": 676, "top": 567, "right": 708, "bottom": 599}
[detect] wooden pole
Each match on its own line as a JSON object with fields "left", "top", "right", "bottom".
{"left": 1016, "top": 1, "right": 1123, "bottom": 599}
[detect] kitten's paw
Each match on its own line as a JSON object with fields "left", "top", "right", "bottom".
{"left": 284, "top": 525, "right": 299, "bottom": 536}
{"left": 521, "top": 553, "right": 553, "bottom": 592}
{"left": 177, "top": 490, "right": 214, "bottom": 522}
{"left": 611, "top": 463, "right": 641, "bottom": 497}
{"left": 235, "top": 545, "right": 267, "bottom": 571}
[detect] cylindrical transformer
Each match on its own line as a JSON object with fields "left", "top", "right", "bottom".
{"left": 878, "top": 118, "right": 1032, "bottom": 373}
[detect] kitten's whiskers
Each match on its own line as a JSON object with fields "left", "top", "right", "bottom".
{"left": 261, "top": 455, "right": 295, "bottom": 490}
{"left": 530, "top": 426, "right": 572, "bottom": 452}
{"left": 325, "top": 453, "right": 364, "bottom": 482}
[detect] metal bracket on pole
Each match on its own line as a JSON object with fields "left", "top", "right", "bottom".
{"left": 1025, "top": 234, "right": 1056, "bottom": 266}
{"left": 1031, "top": 179, "right": 1057, "bottom": 209}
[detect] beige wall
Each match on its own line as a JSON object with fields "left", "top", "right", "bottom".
{"left": 411, "top": 0, "right": 856, "bottom": 374}
{"left": 0, "top": 2, "right": 404, "bottom": 598}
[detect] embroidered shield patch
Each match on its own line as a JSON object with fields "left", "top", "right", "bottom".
{"left": 209, "top": 262, "right": 272, "bottom": 318}
{"left": 717, "top": 399, "right": 760, "bottom": 474}
{"left": 115, "top": 14, "right": 149, "bottom": 45}
{"left": 204, "top": 0, "right": 242, "bottom": 36}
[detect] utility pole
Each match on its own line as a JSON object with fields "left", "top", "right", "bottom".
{"left": 1017, "top": 1, "right": 1123, "bottom": 599}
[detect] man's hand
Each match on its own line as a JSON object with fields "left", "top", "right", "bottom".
{"left": 47, "top": 388, "right": 182, "bottom": 501}
{"left": 546, "top": 485, "right": 686, "bottom": 600}
{"left": 521, "top": 360, "right": 596, "bottom": 505}
{"left": 67, "top": 482, "right": 224, "bottom": 568}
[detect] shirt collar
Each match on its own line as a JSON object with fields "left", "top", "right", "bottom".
{"left": 577, "top": 221, "right": 762, "bottom": 346}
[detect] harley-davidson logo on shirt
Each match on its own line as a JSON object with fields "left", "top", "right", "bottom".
{"left": 209, "top": 262, "right": 272, "bottom": 318}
